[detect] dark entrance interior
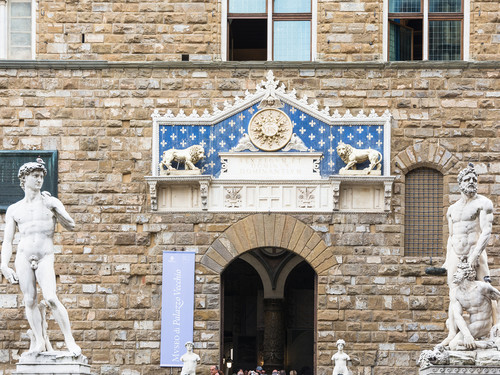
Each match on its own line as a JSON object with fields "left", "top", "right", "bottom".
{"left": 222, "top": 248, "right": 315, "bottom": 374}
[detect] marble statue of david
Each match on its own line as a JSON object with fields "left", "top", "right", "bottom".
{"left": 1, "top": 158, "right": 81, "bottom": 356}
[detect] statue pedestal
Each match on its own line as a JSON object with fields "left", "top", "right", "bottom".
{"left": 420, "top": 365, "right": 500, "bottom": 374}
{"left": 14, "top": 352, "right": 90, "bottom": 374}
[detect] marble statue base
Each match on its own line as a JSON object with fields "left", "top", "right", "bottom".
{"left": 14, "top": 351, "right": 90, "bottom": 374}
{"left": 420, "top": 365, "right": 500, "bottom": 374}
{"left": 420, "top": 349, "right": 500, "bottom": 374}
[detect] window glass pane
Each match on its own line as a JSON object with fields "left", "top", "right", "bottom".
{"left": 389, "top": 0, "right": 421, "bottom": 12}
{"left": 8, "top": 46, "right": 31, "bottom": 59}
{"left": 229, "top": 0, "right": 266, "bottom": 13}
{"left": 275, "top": 0, "right": 311, "bottom": 13}
{"left": 10, "top": 32, "right": 31, "bottom": 46}
{"left": 390, "top": 23, "right": 413, "bottom": 61}
{"left": 404, "top": 168, "right": 443, "bottom": 257}
{"left": 11, "top": 2, "right": 31, "bottom": 17}
{"left": 429, "top": 0, "right": 461, "bottom": 12}
{"left": 10, "top": 18, "right": 31, "bottom": 32}
{"left": 273, "top": 21, "right": 310, "bottom": 61}
{"left": 429, "top": 20, "right": 461, "bottom": 60}
{"left": 229, "top": 19, "right": 267, "bottom": 61}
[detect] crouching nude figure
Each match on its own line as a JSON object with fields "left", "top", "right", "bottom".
{"left": 1, "top": 159, "right": 81, "bottom": 356}
{"left": 447, "top": 259, "right": 500, "bottom": 351}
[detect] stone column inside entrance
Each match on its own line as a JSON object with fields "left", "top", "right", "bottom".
{"left": 263, "top": 299, "right": 285, "bottom": 371}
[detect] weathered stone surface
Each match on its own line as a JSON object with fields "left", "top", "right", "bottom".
{"left": 476, "top": 350, "right": 500, "bottom": 366}
{"left": 448, "top": 350, "right": 477, "bottom": 365}
{"left": 0, "top": 64, "right": 499, "bottom": 375}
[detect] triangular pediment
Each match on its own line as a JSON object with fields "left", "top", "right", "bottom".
{"left": 152, "top": 70, "right": 391, "bottom": 126}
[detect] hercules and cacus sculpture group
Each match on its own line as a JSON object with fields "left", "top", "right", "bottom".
{"left": 419, "top": 163, "right": 500, "bottom": 370}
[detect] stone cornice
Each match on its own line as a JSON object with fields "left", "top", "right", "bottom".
{"left": 0, "top": 59, "right": 499, "bottom": 70}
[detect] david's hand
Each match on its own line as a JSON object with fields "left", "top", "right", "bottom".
{"left": 1, "top": 266, "right": 19, "bottom": 284}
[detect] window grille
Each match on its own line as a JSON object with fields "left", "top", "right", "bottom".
{"left": 404, "top": 168, "right": 443, "bottom": 257}
{"left": 387, "top": 0, "right": 463, "bottom": 61}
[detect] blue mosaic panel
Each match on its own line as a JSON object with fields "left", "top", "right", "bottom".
{"left": 159, "top": 103, "right": 385, "bottom": 177}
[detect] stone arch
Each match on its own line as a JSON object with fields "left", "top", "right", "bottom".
{"left": 393, "top": 140, "right": 460, "bottom": 175}
{"left": 201, "top": 213, "right": 336, "bottom": 276}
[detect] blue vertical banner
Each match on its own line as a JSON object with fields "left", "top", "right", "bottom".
{"left": 161, "top": 251, "right": 196, "bottom": 367}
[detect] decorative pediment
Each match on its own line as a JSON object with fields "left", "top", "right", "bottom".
{"left": 151, "top": 71, "right": 391, "bottom": 126}
{"left": 148, "top": 71, "right": 395, "bottom": 212}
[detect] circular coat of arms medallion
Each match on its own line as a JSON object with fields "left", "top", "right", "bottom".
{"left": 248, "top": 109, "right": 293, "bottom": 151}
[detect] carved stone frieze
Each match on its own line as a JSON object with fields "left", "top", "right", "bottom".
{"left": 384, "top": 181, "right": 393, "bottom": 212}
{"left": 298, "top": 187, "right": 316, "bottom": 208}
{"left": 282, "top": 133, "right": 308, "bottom": 152}
{"left": 420, "top": 366, "right": 500, "bottom": 374}
{"left": 224, "top": 187, "right": 242, "bottom": 208}
{"left": 331, "top": 181, "right": 341, "bottom": 211}
{"left": 231, "top": 133, "right": 259, "bottom": 152}
{"left": 200, "top": 181, "right": 209, "bottom": 211}
{"left": 148, "top": 180, "right": 158, "bottom": 211}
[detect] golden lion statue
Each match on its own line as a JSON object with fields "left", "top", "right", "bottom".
{"left": 337, "top": 143, "right": 382, "bottom": 174}
{"left": 159, "top": 145, "right": 205, "bottom": 172}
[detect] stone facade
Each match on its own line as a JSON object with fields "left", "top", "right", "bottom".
{"left": 28, "top": 0, "right": 500, "bottom": 62}
{"left": 0, "top": 0, "right": 500, "bottom": 373}
{"left": 0, "top": 64, "right": 499, "bottom": 375}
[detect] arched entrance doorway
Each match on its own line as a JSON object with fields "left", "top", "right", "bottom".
{"left": 222, "top": 247, "right": 316, "bottom": 375}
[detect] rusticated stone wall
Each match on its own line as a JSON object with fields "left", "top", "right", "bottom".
{"left": 0, "top": 62, "right": 499, "bottom": 375}
{"left": 32, "top": 0, "right": 500, "bottom": 62}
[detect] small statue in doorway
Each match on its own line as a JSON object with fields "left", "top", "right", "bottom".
{"left": 180, "top": 341, "right": 201, "bottom": 375}
{"left": 332, "top": 339, "right": 351, "bottom": 375}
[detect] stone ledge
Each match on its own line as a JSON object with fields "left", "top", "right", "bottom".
{"left": 0, "top": 60, "right": 499, "bottom": 70}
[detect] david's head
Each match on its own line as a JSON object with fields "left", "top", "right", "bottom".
{"left": 457, "top": 163, "right": 478, "bottom": 197}
{"left": 18, "top": 158, "right": 47, "bottom": 191}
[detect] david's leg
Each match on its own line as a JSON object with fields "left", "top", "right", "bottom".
{"left": 15, "top": 256, "right": 45, "bottom": 352}
{"left": 37, "top": 255, "right": 81, "bottom": 356}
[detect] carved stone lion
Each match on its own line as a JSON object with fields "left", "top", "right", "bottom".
{"left": 337, "top": 143, "right": 382, "bottom": 174}
{"left": 159, "top": 145, "right": 205, "bottom": 172}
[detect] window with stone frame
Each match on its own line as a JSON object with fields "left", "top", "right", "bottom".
{"left": 0, "top": 0, "right": 34, "bottom": 60}
{"left": 404, "top": 167, "right": 444, "bottom": 257}
{"left": 388, "top": 0, "right": 463, "bottom": 61}
{"left": 225, "top": 0, "right": 313, "bottom": 61}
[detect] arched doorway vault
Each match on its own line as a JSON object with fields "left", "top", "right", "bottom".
{"left": 201, "top": 214, "right": 337, "bottom": 276}
{"left": 201, "top": 214, "right": 336, "bottom": 375}
{"left": 222, "top": 250, "right": 316, "bottom": 373}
